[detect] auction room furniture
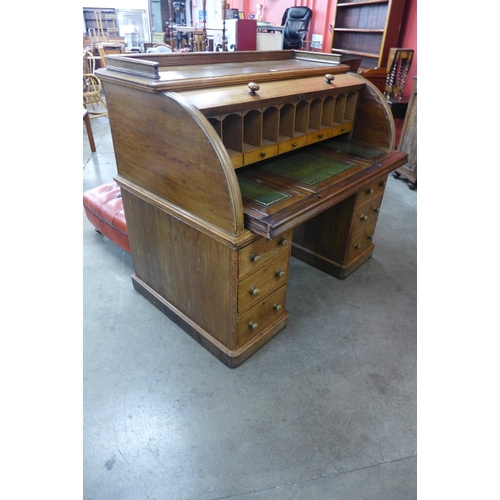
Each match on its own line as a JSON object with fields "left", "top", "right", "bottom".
{"left": 281, "top": 6, "right": 312, "bottom": 50}
{"left": 83, "top": 65, "right": 107, "bottom": 118}
{"left": 384, "top": 48, "right": 414, "bottom": 120}
{"left": 256, "top": 24, "right": 284, "bottom": 51}
{"left": 97, "top": 50, "right": 407, "bottom": 367}
{"left": 331, "top": 0, "right": 407, "bottom": 70}
{"left": 224, "top": 19, "right": 257, "bottom": 51}
{"left": 393, "top": 75, "right": 417, "bottom": 189}
{"left": 84, "top": 182, "right": 130, "bottom": 252}
{"left": 83, "top": 109, "right": 96, "bottom": 152}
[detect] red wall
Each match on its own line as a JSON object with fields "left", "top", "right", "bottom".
{"left": 397, "top": 0, "right": 417, "bottom": 98}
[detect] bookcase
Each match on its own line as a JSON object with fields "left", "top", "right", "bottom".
{"left": 330, "top": 0, "right": 407, "bottom": 70}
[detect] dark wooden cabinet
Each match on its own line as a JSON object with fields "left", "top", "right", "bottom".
{"left": 97, "top": 51, "right": 407, "bottom": 367}
{"left": 331, "top": 0, "right": 407, "bottom": 70}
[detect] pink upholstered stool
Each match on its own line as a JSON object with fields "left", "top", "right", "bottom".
{"left": 83, "top": 182, "right": 130, "bottom": 252}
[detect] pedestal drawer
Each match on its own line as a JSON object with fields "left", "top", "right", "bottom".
{"left": 238, "top": 252, "right": 290, "bottom": 312}
{"left": 351, "top": 193, "right": 383, "bottom": 234}
{"left": 237, "top": 285, "right": 288, "bottom": 348}
{"left": 347, "top": 221, "right": 377, "bottom": 261}
{"left": 238, "top": 230, "right": 293, "bottom": 278}
{"left": 355, "top": 176, "right": 387, "bottom": 207}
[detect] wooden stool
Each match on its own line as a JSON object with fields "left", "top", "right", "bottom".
{"left": 83, "top": 109, "right": 96, "bottom": 152}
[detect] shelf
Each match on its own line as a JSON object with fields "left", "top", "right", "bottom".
{"left": 334, "top": 28, "right": 385, "bottom": 33}
{"left": 331, "top": 0, "right": 406, "bottom": 69}
{"left": 337, "top": 0, "right": 388, "bottom": 7}
{"left": 331, "top": 49, "right": 380, "bottom": 59}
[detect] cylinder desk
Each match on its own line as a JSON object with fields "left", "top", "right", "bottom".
{"left": 97, "top": 50, "right": 408, "bottom": 367}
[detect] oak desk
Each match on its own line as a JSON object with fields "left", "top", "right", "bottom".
{"left": 97, "top": 50, "right": 407, "bottom": 367}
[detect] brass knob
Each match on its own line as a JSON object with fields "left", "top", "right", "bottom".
{"left": 273, "top": 303, "right": 282, "bottom": 311}
{"left": 250, "top": 252, "right": 261, "bottom": 263}
{"left": 248, "top": 82, "right": 260, "bottom": 95}
{"left": 325, "top": 74, "right": 335, "bottom": 84}
{"left": 291, "top": 142, "right": 297, "bottom": 147}
{"left": 373, "top": 207, "right": 380, "bottom": 213}
{"left": 318, "top": 134, "right": 323, "bottom": 139}
{"left": 354, "top": 243, "right": 361, "bottom": 250}
{"left": 278, "top": 237, "right": 288, "bottom": 247}
{"left": 366, "top": 188, "right": 374, "bottom": 195}
{"left": 260, "top": 152, "right": 266, "bottom": 157}
{"left": 360, "top": 214, "right": 368, "bottom": 221}
{"left": 249, "top": 321, "right": 258, "bottom": 330}
{"left": 249, "top": 286, "right": 260, "bottom": 296}
{"left": 275, "top": 270, "right": 285, "bottom": 278}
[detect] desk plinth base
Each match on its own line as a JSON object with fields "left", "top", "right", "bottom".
{"left": 131, "top": 274, "right": 288, "bottom": 368}
{"left": 292, "top": 243, "right": 374, "bottom": 280}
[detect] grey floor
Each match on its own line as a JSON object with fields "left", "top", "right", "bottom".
{"left": 83, "top": 113, "right": 417, "bottom": 500}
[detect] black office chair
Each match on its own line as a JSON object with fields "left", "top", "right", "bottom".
{"left": 281, "top": 6, "right": 312, "bottom": 50}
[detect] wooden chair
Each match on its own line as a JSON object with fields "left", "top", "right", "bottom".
{"left": 361, "top": 48, "right": 414, "bottom": 119}
{"left": 83, "top": 50, "right": 107, "bottom": 118}
{"left": 384, "top": 48, "right": 414, "bottom": 99}
{"left": 97, "top": 43, "right": 124, "bottom": 68}
{"left": 384, "top": 48, "right": 414, "bottom": 119}
{"left": 83, "top": 50, "right": 95, "bottom": 74}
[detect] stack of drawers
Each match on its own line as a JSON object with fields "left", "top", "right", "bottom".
{"left": 348, "top": 176, "right": 388, "bottom": 262}
{"left": 236, "top": 230, "right": 293, "bottom": 348}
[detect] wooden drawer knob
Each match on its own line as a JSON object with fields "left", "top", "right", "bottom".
{"left": 248, "top": 82, "right": 260, "bottom": 95}
{"left": 250, "top": 252, "right": 261, "bottom": 263}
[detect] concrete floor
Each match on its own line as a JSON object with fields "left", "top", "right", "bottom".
{"left": 83, "top": 112, "right": 417, "bottom": 499}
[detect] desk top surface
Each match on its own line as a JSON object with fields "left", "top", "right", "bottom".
{"left": 97, "top": 50, "right": 346, "bottom": 91}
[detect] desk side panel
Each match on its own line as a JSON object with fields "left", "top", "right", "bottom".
{"left": 122, "top": 191, "right": 237, "bottom": 349}
{"left": 350, "top": 75, "right": 396, "bottom": 150}
{"left": 104, "top": 82, "right": 244, "bottom": 236}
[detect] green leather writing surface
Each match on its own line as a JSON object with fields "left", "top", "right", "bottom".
{"left": 260, "top": 152, "right": 355, "bottom": 185}
{"left": 238, "top": 178, "right": 290, "bottom": 207}
{"left": 326, "top": 138, "right": 382, "bottom": 159}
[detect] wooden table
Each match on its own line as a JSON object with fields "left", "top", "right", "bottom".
{"left": 83, "top": 109, "right": 96, "bottom": 152}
